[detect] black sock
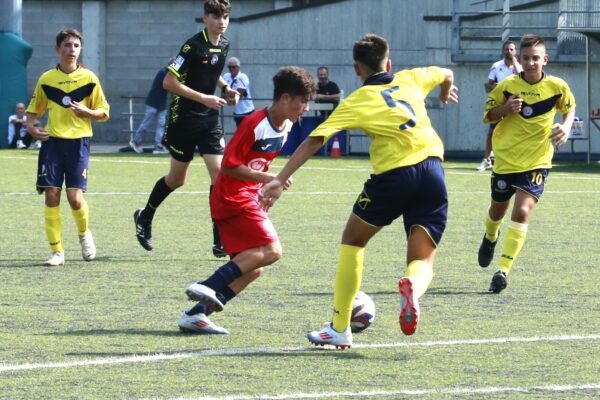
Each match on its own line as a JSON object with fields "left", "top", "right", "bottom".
{"left": 201, "top": 261, "right": 242, "bottom": 292}
{"left": 143, "top": 177, "right": 173, "bottom": 220}
{"left": 209, "top": 185, "right": 222, "bottom": 247}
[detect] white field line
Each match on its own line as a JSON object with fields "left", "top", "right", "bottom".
{"left": 0, "top": 334, "right": 598, "bottom": 373}
{"left": 3, "top": 155, "right": 600, "bottom": 180}
{"left": 174, "top": 383, "right": 600, "bottom": 400}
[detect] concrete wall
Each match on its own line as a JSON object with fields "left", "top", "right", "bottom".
{"left": 21, "top": 0, "right": 598, "bottom": 155}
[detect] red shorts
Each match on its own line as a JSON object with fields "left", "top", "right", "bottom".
{"left": 215, "top": 207, "right": 279, "bottom": 256}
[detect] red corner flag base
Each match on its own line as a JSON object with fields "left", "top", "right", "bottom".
{"left": 330, "top": 137, "right": 341, "bottom": 158}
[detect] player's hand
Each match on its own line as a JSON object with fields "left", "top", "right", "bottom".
{"left": 70, "top": 101, "right": 93, "bottom": 118}
{"left": 226, "top": 88, "right": 241, "bottom": 106}
{"left": 440, "top": 84, "right": 459, "bottom": 104}
{"left": 259, "top": 178, "right": 285, "bottom": 211}
{"left": 505, "top": 95, "right": 523, "bottom": 114}
{"left": 550, "top": 123, "right": 569, "bottom": 147}
{"left": 28, "top": 126, "right": 50, "bottom": 141}
{"left": 203, "top": 95, "right": 227, "bottom": 110}
{"left": 282, "top": 176, "right": 293, "bottom": 190}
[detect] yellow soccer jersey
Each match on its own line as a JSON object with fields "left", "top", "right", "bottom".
{"left": 484, "top": 73, "right": 575, "bottom": 173}
{"left": 27, "top": 65, "right": 110, "bottom": 139}
{"left": 310, "top": 67, "right": 445, "bottom": 174}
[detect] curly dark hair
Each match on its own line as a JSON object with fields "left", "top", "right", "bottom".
{"left": 272, "top": 66, "right": 317, "bottom": 101}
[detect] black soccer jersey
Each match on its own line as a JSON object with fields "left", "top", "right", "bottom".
{"left": 168, "top": 28, "right": 229, "bottom": 118}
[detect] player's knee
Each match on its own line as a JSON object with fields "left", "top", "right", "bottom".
{"left": 247, "top": 267, "right": 264, "bottom": 281}
{"left": 512, "top": 206, "right": 530, "bottom": 222}
{"left": 263, "top": 243, "right": 282, "bottom": 265}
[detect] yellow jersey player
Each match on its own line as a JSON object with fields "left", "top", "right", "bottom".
{"left": 26, "top": 28, "right": 110, "bottom": 266}
{"left": 260, "top": 33, "right": 458, "bottom": 348}
{"left": 478, "top": 34, "right": 575, "bottom": 293}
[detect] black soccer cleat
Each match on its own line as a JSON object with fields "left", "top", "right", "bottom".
{"left": 489, "top": 270, "right": 508, "bottom": 294}
{"left": 212, "top": 244, "right": 227, "bottom": 258}
{"left": 134, "top": 208, "right": 153, "bottom": 251}
{"left": 478, "top": 234, "right": 498, "bottom": 268}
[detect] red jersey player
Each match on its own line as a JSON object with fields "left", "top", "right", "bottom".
{"left": 178, "top": 66, "right": 317, "bottom": 334}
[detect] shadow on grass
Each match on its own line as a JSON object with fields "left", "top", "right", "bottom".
{"left": 427, "top": 287, "right": 490, "bottom": 296}
{"left": 44, "top": 329, "right": 183, "bottom": 337}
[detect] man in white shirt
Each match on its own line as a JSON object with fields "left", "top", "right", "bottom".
{"left": 8, "top": 103, "right": 41, "bottom": 149}
{"left": 223, "top": 57, "right": 255, "bottom": 127}
{"left": 477, "top": 40, "right": 522, "bottom": 171}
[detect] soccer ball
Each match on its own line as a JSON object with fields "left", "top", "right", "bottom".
{"left": 350, "top": 291, "right": 376, "bottom": 333}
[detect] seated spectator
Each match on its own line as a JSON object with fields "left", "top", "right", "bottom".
{"left": 8, "top": 103, "right": 41, "bottom": 149}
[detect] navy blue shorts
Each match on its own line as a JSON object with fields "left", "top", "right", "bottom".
{"left": 163, "top": 114, "right": 224, "bottom": 162}
{"left": 36, "top": 137, "right": 91, "bottom": 193}
{"left": 352, "top": 157, "right": 448, "bottom": 245}
{"left": 490, "top": 169, "right": 549, "bottom": 202}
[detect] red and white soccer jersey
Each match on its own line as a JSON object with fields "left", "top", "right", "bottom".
{"left": 210, "top": 108, "right": 292, "bottom": 255}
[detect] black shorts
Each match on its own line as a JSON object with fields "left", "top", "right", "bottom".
{"left": 352, "top": 157, "right": 448, "bottom": 245}
{"left": 490, "top": 169, "right": 549, "bottom": 202}
{"left": 163, "top": 114, "right": 224, "bottom": 162}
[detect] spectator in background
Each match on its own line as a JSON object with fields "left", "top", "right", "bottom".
{"left": 477, "top": 40, "right": 522, "bottom": 171}
{"left": 8, "top": 103, "right": 41, "bottom": 149}
{"left": 129, "top": 62, "right": 171, "bottom": 154}
{"left": 315, "top": 66, "right": 341, "bottom": 118}
{"left": 223, "top": 57, "right": 255, "bottom": 127}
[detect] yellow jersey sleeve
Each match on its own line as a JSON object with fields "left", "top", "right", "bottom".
{"left": 311, "top": 67, "right": 445, "bottom": 174}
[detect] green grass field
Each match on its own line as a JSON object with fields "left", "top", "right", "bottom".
{"left": 1, "top": 149, "right": 599, "bottom": 399}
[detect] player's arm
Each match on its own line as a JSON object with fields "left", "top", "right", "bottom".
{"left": 551, "top": 108, "right": 576, "bottom": 147}
{"left": 26, "top": 112, "right": 50, "bottom": 141}
{"left": 485, "top": 84, "right": 522, "bottom": 123}
{"left": 439, "top": 68, "right": 459, "bottom": 104}
{"left": 163, "top": 71, "right": 226, "bottom": 110}
{"left": 259, "top": 136, "right": 325, "bottom": 210}
{"left": 221, "top": 165, "right": 293, "bottom": 189}
{"left": 218, "top": 75, "right": 240, "bottom": 106}
{"left": 484, "top": 79, "right": 496, "bottom": 93}
{"left": 69, "top": 101, "right": 108, "bottom": 120}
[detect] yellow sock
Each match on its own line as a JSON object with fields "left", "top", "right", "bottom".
{"left": 332, "top": 244, "right": 364, "bottom": 333}
{"left": 71, "top": 198, "right": 89, "bottom": 236}
{"left": 406, "top": 260, "right": 433, "bottom": 298}
{"left": 45, "top": 205, "right": 63, "bottom": 252}
{"left": 484, "top": 212, "right": 503, "bottom": 242}
{"left": 499, "top": 221, "right": 528, "bottom": 273}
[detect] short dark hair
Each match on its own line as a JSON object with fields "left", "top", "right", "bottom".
{"left": 272, "top": 66, "right": 317, "bottom": 101}
{"left": 317, "top": 66, "right": 328, "bottom": 73}
{"left": 353, "top": 33, "right": 389, "bottom": 73}
{"left": 520, "top": 34, "right": 545, "bottom": 50}
{"left": 56, "top": 28, "right": 82, "bottom": 47}
{"left": 204, "top": 0, "right": 231, "bottom": 16}
{"left": 502, "top": 40, "right": 516, "bottom": 50}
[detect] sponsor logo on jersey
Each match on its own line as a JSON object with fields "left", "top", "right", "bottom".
{"left": 182, "top": 44, "right": 191, "bottom": 53}
{"left": 171, "top": 56, "right": 184, "bottom": 71}
{"left": 248, "top": 158, "right": 269, "bottom": 171}
{"left": 209, "top": 48, "right": 222, "bottom": 53}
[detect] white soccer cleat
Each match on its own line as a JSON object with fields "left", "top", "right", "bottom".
{"left": 476, "top": 158, "right": 493, "bottom": 172}
{"left": 185, "top": 283, "right": 224, "bottom": 312}
{"left": 307, "top": 324, "right": 352, "bottom": 349}
{"left": 79, "top": 231, "right": 96, "bottom": 261}
{"left": 16, "top": 140, "right": 26, "bottom": 149}
{"left": 44, "top": 251, "right": 65, "bottom": 267}
{"left": 33, "top": 140, "right": 42, "bottom": 149}
{"left": 178, "top": 311, "right": 229, "bottom": 334}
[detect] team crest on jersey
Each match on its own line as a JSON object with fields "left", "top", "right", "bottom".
{"left": 496, "top": 179, "right": 508, "bottom": 190}
{"left": 62, "top": 96, "right": 72, "bottom": 106}
{"left": 522, "top": 106, "right": 533, "bottom": 117}
{"left": 211, "top": 55, "right": 219, "bottom": 65}
{"left": 248, "top": 158, "right": 269, "bottom": 171}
